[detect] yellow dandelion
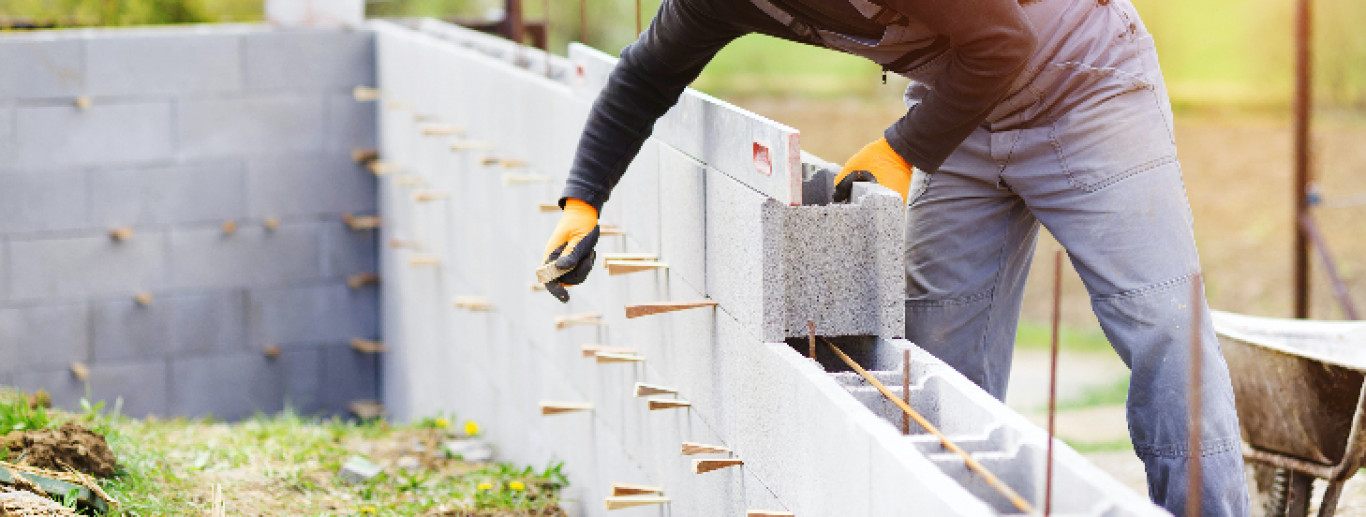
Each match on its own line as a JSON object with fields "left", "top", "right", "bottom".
{"left": 477, "top": 482, "right": 492, "bottom": 491}
{"left": 360, "top": 506, "right": 377, "bottom": 515}
{"left": 434, "top": 417, "right": 450, "bottom": 428}
{"left": 464, "top": 420, "right": 480, "bottom": 436}
{"left": 509, "top": 481, "right": 526, "bottom": 491}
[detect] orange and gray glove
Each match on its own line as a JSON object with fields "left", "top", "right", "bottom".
{"left": 833, "top": 137, "right": 913, "bottom": 203}
{"left": 537, "top": 198, "right": 600, "bottom": 303}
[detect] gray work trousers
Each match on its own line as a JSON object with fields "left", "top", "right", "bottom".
{"left": 901, "top": 0, "right": 1250, "bottom": 514}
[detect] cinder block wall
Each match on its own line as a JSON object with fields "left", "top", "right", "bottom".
{"left": 0, "top": 25, "right": 380, "bottom": 420}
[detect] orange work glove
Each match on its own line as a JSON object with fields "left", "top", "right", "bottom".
{"left": 537, "top": 198, "right": 600, "bottom": 303}
{"left": 833, "top": 137, "right": 913, "bottom": 203}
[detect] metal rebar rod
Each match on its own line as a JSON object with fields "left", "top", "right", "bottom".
{"left": 902, "top": 349, "right": 911, "bottom": 436}
{"left": 635, "top": 0, "right": 642, "bottom": 35}
{"left": 1046, "top": 249, "right": 1063, "bottom": 516}
{"left": 543, "top": 0, "right": 551, "bottom": 77}
{"left": 579, "top": 0, "right": 586, "bottom": 44}
{"left": 1187, "top": 273, "right": 1204, "bottom": 517}
{"left": 807, "top": 320, "right": 816, "bottom": 360}
{"left": 820, "top": 337, "right": 1035, "bottom": 514}
{"left": 1292, "top": 0, "right": 1312, "bottom": 319}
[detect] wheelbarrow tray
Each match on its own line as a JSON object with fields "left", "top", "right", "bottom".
{"left": 1212, "top": 311, "right": 1366, "bottom": 466}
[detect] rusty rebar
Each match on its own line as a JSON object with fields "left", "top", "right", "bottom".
{"left": 579, "top": 0, "right": 586, "bottom": 44}
{"left": 1187, "top": 273, "right": 1204, "bottom": 517}
{"left": 635, "top": 0, "right": 642, "bottom": 35}
{"left": 806, "top": 320, "right": 816, "bottom": 360}
{"left": 1300, "top": 212, "right": 1360, "bottom": 320}
{"left": 902, "top": 349, "right": 911, "bottom": 435}
{"left": 1292, "top": 0, "right": 1312, "bottom": 319}
{"left": 1046, "top": 249, "right": 1063, "bottom": 516}
{"left": 820, "top": 337, "right": 1036, "bottom": 514}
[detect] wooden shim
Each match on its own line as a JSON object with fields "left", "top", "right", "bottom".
{"left": 536, "top": 261, "right": 574, "bottom": 284}
{"left": 74, "top": 95, "right": 92, "bottom": 109}
{"left": 349, "top": 400, "right": 385, "bottom": 419}
{"left": 603, "top": 495, "right": 668, "bottom": 510}
{"left": 263, "top": 217, "right": 280, "bottom": 231}
{"left": 530, "top": 282, "right": 547, "bottom": 291}
{"left": 350, "top": 337, "right": 386, "bottom": 354}
{"left": 540, "top": 401, "right": 593, "bottom": 415}
{"left": 452, "top": 296, "right": 494, "bottom": 312}
{"left": 384, "top": 101, "right": 409, "bottom": 111}
{"left": 634, "top": 382, "right": 676, "bottom": 397}
{"left": 610, "top": 483, "right": 662, "bottom": 496}
{"left": 412, "top": 189, "right": 449, "bottom": 202}
{"left": 221, "top": 220, "right": 237, "bottom": 235}
{"left": 747, "top": 511, "right": 794, "bottom": 517}
{"left": 554, "top": 313, "right": 603, "bottom": 330}
{"left": 606, "top": 260, "right": 668, "bottom": 276}
{"left": 352, "top": 85, "right": 381, "bottom": 101}
{"left": 408, "top": 254, "right": 441, "bottom": 266}
{"left": 133, "top": 292, "right": 154, "bottom": 307}
{"left": 420, "top": 123, "right": 464, "bottom": 136}
{"left": 647, "top": 399, "right": 690, "bottom": 410}
{"left": 680, "top": 442, "right": 731, "bottom": 455}
{"left": 69, "top": 362, "right": 89, "bottom": 381}
{"left": 109, "top": 227, "right": 134, "bottom": 241}
{"left": 581, "top": 344, "right": 635, "bottom": 358}
{"left": 625, "top": 300, "right": 718, "bottom": 319}
{"left": 601, "top": 252, "right": 658, "bottom": 261}
{"left": 450, "top": 140, "right": 491, "bottom": 152}
{"left": 350, "top": 148, "right": 379, "bottom": 163}
{"left": 388, "top": 239, "right": 417, "bottom": 249}
{"left": 692, "top": 459, "right": 742, "bottom": 474}
{"left": 537, "top": 202, "right": 561, "bottom": 212}
{"left": 394, "top": 175, "right": 427, "bottom": 187}
{"left": 347, "top": 273, "right": 380, "bottom": 289}
{"left": 599, "top": 224, "right": 626, "bottom": 236}
{"left": 595, "top": 352, "right": 644, "bottom": 364}
{"left": 367, "top": 160, "right": 402, "bottom": 176}
{"left": 503, "top": 174, "right": 551, "bottom": 186}
{"left": 263, "top": 345, "right": 282, "bottom": 359}
{"left": 344, "top": 214, "right": 381, "bottom": 231}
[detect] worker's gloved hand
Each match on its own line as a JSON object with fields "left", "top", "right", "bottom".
{"left": 834, "top": 137, "right": 913, "bottom": 203}
{"left": 539, "top": 198, "right": 600, "bottom": 303}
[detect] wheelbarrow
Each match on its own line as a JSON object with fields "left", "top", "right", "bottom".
{"left": 1213, "top": 310, "right": 1366, "bottom": 517}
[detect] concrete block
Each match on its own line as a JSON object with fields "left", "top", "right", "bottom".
{"left": 247, "top": 156, "right": 375, "bottom": 218}
{"left": 0, "top": 170, "right": 88, "bottom": 233}
{"left": 177, "top": 95, "right": 326, "bottom": 158}
{"left": 326, "top": 92, "right": 376, "bottom": 153}
{"left": 0, "top": 38, "right": 83, "bottom": 99}
{"left": 318, "top": 343, "right": 380, "bottom": 412}
{"left": 9, "top": 234, "right": 167, "bottom": 300}
{"left": 0, "top": 303, "right": 88, "bottom": 371}
{"left": 320, "top": 222, "right": 377, "bottom": 277}
{"left": 89, "top": 161, "right": 246, "bottom": 226}
{"left": 278, "top": 346, "right": 324, "bottom": 416}
{"left": 248, "top": 283, "right": 378, "bottom": 346}
{"left": 242, "top": 30, "right": 374, "bottom": 92}
{"left": 169, "top": 353, "right": 285, "bottom": 420}
{"left": 657, "top": 144, "right": 706, "bottom": 292}
{"left": 14, "top": 102, "right": 174, "bottom": 168}
{"left": 0, "top": 103, "right": 13, "bottom": 159}
{"left": 91, "top": 290, "right": 248, "bottom": 362}
{"left": 168, "top": 224, "right": 320, "bottom": 289}
{"left": 86, "top": 33, "right": 242, "bottom": 96}
{"left": 337, "top": 455, "right": 382, "bottom": 484}
{"left": 87, "top": 359, "right": 171, "bottom": 417}
{"left": 703, "top": 166, "right": 782, "bottom": 340}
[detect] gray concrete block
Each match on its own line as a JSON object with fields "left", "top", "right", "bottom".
{"left": 326, "top": 92, "right": 376, "bottom": 153}
{"left": 86, "top": 33, "right": 242, "bottom": 96}
{"left": 0, "top": 303, "right": 88, "bottom": 371}
{"left": 14, "top": 102, "right": 174, "bottom": 168}
{"left": 0, "top": 170, "right": 88, "bottom": 233}
{"left": 0, "top": 38, "right": 83, "bottom": 99}
{"left": 249, "top": 283, "right": 377, "bottom": 346}
{"left": 320, "top": 222, "right": 377, "bottom": 277}
{"left": 242, "top": 30, "right": 374, "bottom": 92}
{"left": 319, "top": 343, "right": 379, "bottom": 412}
{"left": 9, "top": 234, "right": 167, "bottom": 300}
{"left": 247, "top": 156, "right": 375, "bottom": 218}
{"left": 657, "top": 144, "right": 706, "bottom": 293}
{"left": 279, "top": 346, "right": 324, "bottom": 416}
{"left": 703, "top": 166, "right": 782, "bottom": 340}
{"left": 170, "top": 353, "right": 285, "bottom": 420}
{"left": 0, "top": 103, "right": 13, "bottom": 159}
{"left": 87, "top": 359, "right": 171, "bottom": 417}
{"left": 168, "top": 224, "right": 320, "bottom": 289}
{"left": 89, "top": 161, "right": 246, "bottom": 227}
{"left": 177, "top": 95, "right": 326, "bottom": 158}
{"left": 91, "top": 290, "right": 248, "bottom": 362}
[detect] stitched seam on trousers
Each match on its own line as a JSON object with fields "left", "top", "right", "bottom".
{"left": 971, "top": 210, "right": 1014, "bottom": 362}
{"left": 1092, "top": 271, "right": 1198, "bottom": 302}
{"left": 1070, "top": 154, "right": 1177, "bottom": 193}
{"left": 1134, "top": 436, "right": 1242, "bottom": 459}
{"left": 904, "top": 288, "right": 993, "bottom": 308}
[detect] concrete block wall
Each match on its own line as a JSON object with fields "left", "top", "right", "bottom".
{"left": 0, "top": 25, "right": 379, "bottom": 420}
{"left": 377, "top": 19, "right": 1165, "bottom": 516}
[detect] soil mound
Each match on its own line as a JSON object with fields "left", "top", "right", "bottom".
{"left": 1, "top": 423, "right": 117, "bottom": 479}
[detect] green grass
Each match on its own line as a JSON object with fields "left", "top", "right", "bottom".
{"left": 1014, "top": 321, "right": 1115, "bottom": 355}
{"left": 1066, "top": 438, "right": 1135, "bottom": 454}
{"left": 1057, "top": 376, "right": 1131, "bottom": 412}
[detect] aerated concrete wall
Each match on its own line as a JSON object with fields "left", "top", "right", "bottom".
{"left": 0, "top": 25, "right": 380, "bottom": 420}
{"left": 376, "top": 19, "right": 1166, "bottom": 516}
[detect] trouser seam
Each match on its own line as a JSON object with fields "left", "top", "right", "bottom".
{"left": 904, "top": 289, "right": 993, "bottom": 308}
{"left": 1134, "top": 436, "right": 1242, "bottom": 459}
{"left": 1092, "top": 271, "right": 1199, "bottom": 302}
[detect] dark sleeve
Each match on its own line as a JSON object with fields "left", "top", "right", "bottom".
{"left": 880, "top": 0, "right": 1039, "bottom": 172}
{"left": 560, "top": 0, "right": 754, "bottom": 211}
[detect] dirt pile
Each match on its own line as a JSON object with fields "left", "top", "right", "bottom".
{"left": 1, "top": 423, "right": 117, "bottom": 479}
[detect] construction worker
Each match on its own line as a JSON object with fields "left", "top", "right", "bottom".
{"left": 538, "top": 0, "right": 1249, "bottom": 513}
